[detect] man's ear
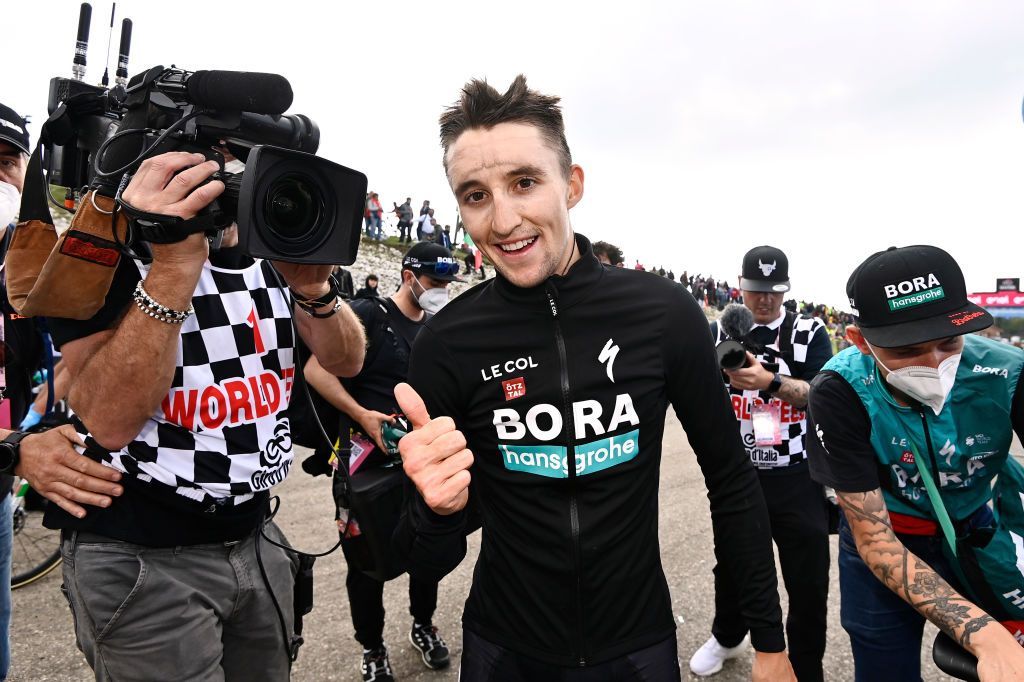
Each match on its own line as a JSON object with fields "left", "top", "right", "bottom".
{"left": 845, "top": 326, "right": 871, "bottom": 355}
{"left": 566, "top": 164, "right": 584, "bottom": 209}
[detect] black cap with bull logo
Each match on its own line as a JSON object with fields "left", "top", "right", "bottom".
{"left": 741, "top": 245, "right": 791, "bottom": 293}
{"left": 846, "top": 245, "right": 992, "bottom": 348}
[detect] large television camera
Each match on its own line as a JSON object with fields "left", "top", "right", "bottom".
{"left": 42, "top": 3, "right": 366, "bottom": 264}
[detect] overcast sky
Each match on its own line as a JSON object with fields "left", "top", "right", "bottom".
{"left": 6, "top": 0, "right": 1023, "bottom": 308}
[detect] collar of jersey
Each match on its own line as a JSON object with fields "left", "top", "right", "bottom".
{"left": 492, "top": 233, "right": 603, "bottom": 310}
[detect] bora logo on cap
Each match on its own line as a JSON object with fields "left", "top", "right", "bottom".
{"left": 884, "top": 273, "right": 945, "bottom": 312}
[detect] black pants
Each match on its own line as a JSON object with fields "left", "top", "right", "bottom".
{"left": 398, "top": 220, "right": 412, "bottom": 242}
{"left": 460, "top": 629, "right": 681, "bottom": 681}
{"left": 711, "top": 462, "right": 829, "bottom": 682}
{"left": 344, "top": 550, "right": 439, "bottom": 649}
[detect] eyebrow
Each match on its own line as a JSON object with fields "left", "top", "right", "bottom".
{"left": 453, "top": 164, "right": 547, "bottom": 199}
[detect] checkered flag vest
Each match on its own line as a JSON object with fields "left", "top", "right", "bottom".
{"left": 76, "top": 258, "right": 296, "bottom": 506}
{"left": 714, "top": 312, "right": 825, "bottom": 469}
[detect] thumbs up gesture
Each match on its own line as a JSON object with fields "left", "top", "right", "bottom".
{"left": 394, "top": 382, "right": 474, "bottom": 515}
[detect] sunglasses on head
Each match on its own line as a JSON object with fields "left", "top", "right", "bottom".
{"left": 410, "top": 258, "right": 460, "bottom": 277}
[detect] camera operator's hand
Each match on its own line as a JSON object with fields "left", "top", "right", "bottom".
{"left": 122, "top": 152, "right": 225, "bottom": 270}
{"left": 15, "top": 425, "right": 123, "bottom": 519}
{"left": 394, "top": 382, "right": 472, "bottom": 515}
{"left": 271, "top": 262, "right": 335, "bottom": 299}
{"left": 724, "top": 351, "right": 774, "bottom": 392}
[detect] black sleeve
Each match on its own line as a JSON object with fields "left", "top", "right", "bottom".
{"left": 391, "top": 324, "right": 468, "bottom": 581}
{"left": 662, "top": 288, "right": 785, "bottom": 653}
{"left": 806, "top": 371, "right": 880, "bottom": 492}
{"left": 47, "top": 255, "right": 140, "bottom": 349}
{"left": 798, "top": 324, "right": 834, "bottom": 379}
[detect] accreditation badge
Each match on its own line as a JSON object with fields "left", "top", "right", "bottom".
{"left": 751, "top": 402, "right": 782, "bottom": 446}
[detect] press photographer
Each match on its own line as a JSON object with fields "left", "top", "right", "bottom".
{"left": 690, "top": 245, "right": 834, "bottom": 681}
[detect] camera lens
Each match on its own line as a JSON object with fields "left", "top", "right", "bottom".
{"left": 264, "top": 174, "right": 323, "bottom": 241}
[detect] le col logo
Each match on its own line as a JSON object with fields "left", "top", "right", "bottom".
{"left": 973, "top": 365, "right": 1009, "bottom": 378}
{"left": 481, "top": 356, "right": 538, "bottom": 381}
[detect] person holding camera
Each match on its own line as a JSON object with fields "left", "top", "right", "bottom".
{"left": 392, "top": 75, "right": 797, "bottom": 681}
{"left": 40, "top": 150, "right": 365, "bottom": 682}
{"left": 304, "top": 242, "right": 460, "bottom": 682}
{"left": 808, "top": 245, "right": 1024, "bottom": 681}
{"left": 691, "top": 246, "right": 833, "bottom": 680}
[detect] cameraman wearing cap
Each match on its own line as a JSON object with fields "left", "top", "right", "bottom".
{"left": 691, "top": 246, "right": 833, "bottom": 680}
{"left": 808, "top": 245, "right": 1024, "bottom": 681}
{"left": 40, "top": 149, "right": 365, "bottom": 682}
{"left": 304, "top": 242, "right": 460, "bottom": 681}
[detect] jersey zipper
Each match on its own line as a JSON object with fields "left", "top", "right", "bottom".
{"left": 546, "top": 283, "right": 587, "bottom": 667}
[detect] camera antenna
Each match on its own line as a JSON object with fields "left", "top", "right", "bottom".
{"left": 115, "top": 18, "right": 133, "bottom": 87}
{"left": 72, "top": 3, "right": 92, "bottom": 81}
{"left": 101, "top": 3, "right": 115, "bottom": 87}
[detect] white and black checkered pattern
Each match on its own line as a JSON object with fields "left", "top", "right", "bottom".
{"left": 78, "top": 259, "right": 296, "bottom": 505}
{"left": 715, "top": 313, "right": 826, "bottom": 469}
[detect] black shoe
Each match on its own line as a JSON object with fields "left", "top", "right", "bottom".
{"left": 361, "top": 645, "right": 394, "bottom": 682}
{"left": 409, "top": 623, "right": 450, "bottom": 670}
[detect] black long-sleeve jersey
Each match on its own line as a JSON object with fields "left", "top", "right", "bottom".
{"left": 401, "top": 235, "right": 784, "bottom": 667}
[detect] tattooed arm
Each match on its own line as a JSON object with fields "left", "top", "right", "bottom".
{"left": 723, "top": 352, "right": 810, "bottom": 407}
{"left": 773, "top": 375, "right": 809, "bottom": 408}
{"left": 838, "top": 488, "right": 1024, "bottom": 680}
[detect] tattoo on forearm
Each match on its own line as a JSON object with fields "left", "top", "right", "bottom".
{"left": 775, "top": 376, "right": 809, "bottom": 408}
{"left": 837, "top": 489, "right": 998, "bottom": 651}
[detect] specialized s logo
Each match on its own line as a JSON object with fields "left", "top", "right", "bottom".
{"left": 599, "top": 338, "right": 619, "bottom": 383}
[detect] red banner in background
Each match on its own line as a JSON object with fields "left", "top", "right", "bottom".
{"left": 969, "top": 292, "right": 1024, "bottom": 307}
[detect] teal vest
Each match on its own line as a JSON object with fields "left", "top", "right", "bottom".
{"left": 824, "top": 335, "right": 1024, "bottom": 520}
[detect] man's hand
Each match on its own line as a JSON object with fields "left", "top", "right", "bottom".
{"left": 751, "top": 651, "right": 796, "bottom": 682}
{"left": 394, "top": 382, "right": 472, "bottom": 515}
{"left": 122, "top": 151, "right": 225, "bottom": 271}
{"left": 272, "top": 262, "right": 336, "bottom": 299}
{"left": 724, "top": 351, "right": 774, "bottom": 392}
{"left": 15, "top": 425, "right": 123, "bottom": 519}
{"left": 972, "top": 624, "right": 1024, "bottom": 680}
{"left": 357, "top": 409, "right": 393, "bottom": 452}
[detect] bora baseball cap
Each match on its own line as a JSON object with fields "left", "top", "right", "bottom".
{"left": 846, "top": 245, "right": 992, "bottom": 348}
{"left": 402, "top": 242, "right": 464, "bottom": 282}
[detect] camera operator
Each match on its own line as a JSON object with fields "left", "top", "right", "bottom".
{"left": 42, "top": 150, "right": 365, "bottom": 681}
{"left": 690, "top": 246, "right": 833, "bottom": 680}
{"left": 305, "top": 242, "right": 460, "bottom": 681}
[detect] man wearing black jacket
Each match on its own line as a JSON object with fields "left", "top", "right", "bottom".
{"left": 394, "top": 75, "right": 795, "bottom": 681}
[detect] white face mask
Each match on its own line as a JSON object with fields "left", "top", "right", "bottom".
{"left": 411, "top": 277, "right": 449, "bottom": 315}
{"left": 868, "top": 342, "right": 961, "bottom": 415}
{"left": 0, "top": 181, "right": 20, "bottom": 229}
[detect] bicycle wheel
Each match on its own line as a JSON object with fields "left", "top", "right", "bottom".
{"left": 11, "top": 484, "right": 62, "bottom": 589}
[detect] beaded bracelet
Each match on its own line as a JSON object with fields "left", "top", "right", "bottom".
{"left": 132, "top": 280, "right": 194, "bottom": 324}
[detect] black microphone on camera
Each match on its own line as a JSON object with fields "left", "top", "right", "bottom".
{"left": 716, "top": 304, "right": 779, "bottom": 372}
{"left": 185, "top": 71, "right": 294, "bottom": 115}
